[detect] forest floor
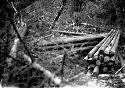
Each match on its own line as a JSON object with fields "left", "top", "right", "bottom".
{"left": 1, "top": 16, "right": 125, "bottom": 87}
{"left": 1, "top": 0, "right": 125, "bottom": 88}
{"left": 23, "top": 22, "right": 125, "bottom": 87}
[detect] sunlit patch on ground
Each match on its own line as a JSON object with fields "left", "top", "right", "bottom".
{"left": 0, "top": 84, "right": 19, "bottom": 88}
{"left": 63, "top": 79, "right": 109, "bottom": 88}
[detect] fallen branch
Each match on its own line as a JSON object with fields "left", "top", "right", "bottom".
{"left": 110, "top": 30, "right": 120, "bottom": 55}
{"left": 52, "top": 30, "right": 86, "bottom": 36}
{"left": 40, "top": 41, "right": 97, "bottom": 51}
{"left": 100, "top": 30, "right": 117, "bottom": 53}
{"left": 40, "top": 33, "right": 106, "bottom": 47}
{"left": 70, "top": 46, "right": 94, "bottom": 53}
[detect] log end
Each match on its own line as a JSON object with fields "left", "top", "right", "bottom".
{"left": 84, "top": 56, "right": 88, "bottom": 60}
{"left": 92, "top": 66, "right": 99, "bottom": 77}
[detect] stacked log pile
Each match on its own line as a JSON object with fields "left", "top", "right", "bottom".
{"left": 83, "top": 29, "right": 123, "bottom": 76}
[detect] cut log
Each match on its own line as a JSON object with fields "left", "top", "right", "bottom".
{"left": 98, "top": 54, "right": 104, "bottom": 60}
{"left": 87, "top": 29, "right": 114, "bottom": 58}
{"left": 102, "top": 67, "right": 108, "bottom": 73}
{"left": 40, "top": 33, "right": 107, "bottom": 47}
{"left": 41, "top": 46, "right": 94, "bottom": 56}
{"left": 92, "top": 66, "right": 99, "bottom": 77}
{"left": 104, "top": 31, "right": 119, "bottom": 54}
{"left": 100, "top": 30, "right": 117, "bottom": 54}
{"left": 104, "top": 56, "right": 110, "bottom": 62}
{"left": 93, "top": 30, "right": 116, "bottom": 59}
{"left": 110, "top": 30, "right": 120, "bottom": 55}
{"left": 84, "top": 56, "right": 88, "bottom": 60}
{"left": 52, "top": 30, "right": 86, "bottom": 36}
{"left": 40, "top": 41, "right": 97, "bottom": 51}
{"left": 40, "top": 46, "right": 94, "bottom": 56}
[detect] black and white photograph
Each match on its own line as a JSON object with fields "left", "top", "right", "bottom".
{"left": 0, "top": 0, "right": 125, "bottom": 88}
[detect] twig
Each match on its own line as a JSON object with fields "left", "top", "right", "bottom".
{"left": 11, "top": 2, "right": 17, "bottom": 14}
{"left": 49, "top": 6, "right": 64, "bottom": 31}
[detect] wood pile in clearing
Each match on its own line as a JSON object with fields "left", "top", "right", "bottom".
{"left": 83, "top": 29, "right": 124, "bottom": 76}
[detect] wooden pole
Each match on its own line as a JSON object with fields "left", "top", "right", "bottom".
{"left": 104, "top": 31, "right": 119, "bottom": 54}
{"left": 100, "top": 30, "right": 117, "bottom": 53}
{"left": 40, "top": 41, "right": 97, "bottom": 51}
{"left": 40, "top": 33, "right": 106, "bottom": 47}
{"left": 52, "top": 30, "right": 86, "bottom": 36}
{"left": 110, "top": 30, "right": 120, "bottom": 55}
{"left": 88, "top": 29, "right": 114, "bottom": 58}
{"left": 94, "top": 30, "right": 116, "bottom": 59}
